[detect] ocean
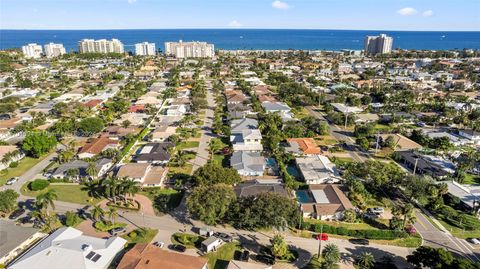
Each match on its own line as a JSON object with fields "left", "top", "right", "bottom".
{"left": 1, "top": 29, "right": 480, "bottom": 52}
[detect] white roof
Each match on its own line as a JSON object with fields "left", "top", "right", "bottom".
{"left": 296, "top": 155, "right": 341, "bottom": 184}
{"left": 311, "top": 189, "right": 329, "bottom": 204}
{"left": 8, "top": 227, "right": 126, "bottom": 269}
{"left": 331, "top": 103, "right": 363, "bottom": 114}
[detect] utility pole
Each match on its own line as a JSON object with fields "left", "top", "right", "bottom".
{"left": 344, "top": 110, "right": 349, "bottom": 130}
{"left": 375, "top": 131, "right": 380, "bottom": 153}
{"left": 317, "top": 224, "right": 323, "bottom": 259}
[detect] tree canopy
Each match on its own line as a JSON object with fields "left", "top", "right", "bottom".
{"left": 186, "top": 184, "right": 236, "bottom": 225}
{"left": 192, "top": 162, "right": 241, "bottom": 186}
{"left": 0, "top": 189, "right": 19, "bottom": 214}
{"left": 22, "top": 131, "right": 58, "bottom": 157}
{"left": 77, "top": 117, "right": 105, "bottom": 136}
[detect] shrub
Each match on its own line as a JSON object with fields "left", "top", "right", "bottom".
{"left": 29, "top": 179, "right": 50, "bottom": 191}
{"left": 307, "top": 222, "right": 408, "bottom": 240}
{"left": 129, "top": 231, "right": 137, "bottom": 239}
{"left": 8, "top": 161, "right": 18, "bottom": 168}
{"left": 64, "top": 211, "right": 83, "bottom": 227}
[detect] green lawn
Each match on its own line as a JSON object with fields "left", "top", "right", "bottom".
{"left": 20, "top": 183, "right": 102, "bottom": 205}
{"left": 168, "top": 164, "right": 193, "bottom": 175}
{"left": 438, "top": 219, "right": 480, "bottom": 239}
{"left": 0, "top": 155, "right": 50, "bottom": 186}
{"left": 205, "top": 242, "right": 242, "bottom": 269}
{"left": 213, "top": 154, "right": 228, "bottom": 167}
{"left": 371, "top": 235, "right": 422, "bottom": 248}
{"left": 122, "top": 228, "right": 158, "bottom": 244}
{"left": 177, "top": 141, "right": 200, "bottom": 150}
{"left": 170, "top": 232, "right": 204, "bottom": 248}
{"left": 305, "top": 219, "right": 379, "bottom": 230}
{"left": 463, "top": 173, "right": 480, "bottom": 185}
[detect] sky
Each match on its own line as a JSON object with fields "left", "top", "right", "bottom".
{"left": 0, "top": 0, "right": 479, "bottom": 31}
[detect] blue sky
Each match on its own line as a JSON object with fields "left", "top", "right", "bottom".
{"left": 1, "top": 0, "right": 479, "bottom": 31}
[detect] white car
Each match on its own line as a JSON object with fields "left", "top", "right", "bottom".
{"left": 153, "top": 241, "right": 164, "bottom": 248}
{"left": 6, "top": 177, "right": 19, "bottom": 185}
{"left": 468, "top": 238, "right": 480, "bottom": 245}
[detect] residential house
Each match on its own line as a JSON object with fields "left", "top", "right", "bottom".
{"left": 234, "top": 179, "right": 288, "bottom": 198}
{"left": 285, "top": 138, "right": 321, "bottom": 155}
{"left": 101, "top": 126, "right": 139, "bottom": 139}
{"left": 459, "top": 130, "right": 480, "bottom": 145}
{"left": 151, "top": 126, "right": 177, "bottom": 142}
{"left": 445, "top": 181, "right": 480, "bottom": 211}
{"left": 331, "top": 103, "right": 363, "bottom": 114}
{"left": 114, "top": 113, "right": 149, "bottom": 127}
{"left": 225, "top": 90, "right": 247, "bottom": 105}
{"left": 396, "top": 151, "right": 450, "bottom": 178}
{"left": 116, "top": 163, "right": 151, "bottom": 183}
{"left": 298, "top": 184, "right": 354, "bottom": 220}
{"left": 7, "top": 227, "right": 126, "bottom": 269}
{"left": 230, "top": 118, "right": 263, "bottom": 152}
{"left": 142, "top": 166, "right": 169, "bottom": 187}
{"left": 116, "top": 243, "right": 208, "bottom": 269}
{"left": 379, "top": 134, "right": 422, "bottom": 151}
{"left": 261, "top": 102, "right": 294, "bottom": 121}
{"left": 231, "top": 151, "right": 265, "bottom": 176}
{"left": 425, "top": 131, "right": 469, "bottom": 146}
{"left": 166, "top": 105, "right": 188, "bottom": 116}
{"left": 78, "top": 137, "right": 118, "bottom": 159}
{"left": 133, "top": 142, "right": 173, "bottom": 164}
{"left": 51, "top": 158, "right": 112, "bottom": 179}
{"left": 296, "top": 155, "right": 341, "bottom": 184}
{"left": 0, "top": 220, "right": 44, "bottom": 265}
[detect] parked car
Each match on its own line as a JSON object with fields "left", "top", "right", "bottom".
{"left": 364, "top": 213, "right": 379, "bottom": 219}
{"left": 467, "top": 238, "right": 480, "bottom": 245}
{"left": 348, "top": 238, "right": 369, "bottom": 245}
{"left": 255, "top": 254, "right": 275, "bottom": 265}
{"left": 169, "top": 244, "right": 186, "bottom": 252}
{"left": 213, "top": 232, "right": 233, "bottom": 242}
{"left": 109, "top": 227, "right": 126, "bottom": 236}
{"left": 153, "top": 241, "right": 165, "bottom": 248}
{"left": 6, "top": 177, "right": 19, "bottom": 185}
{"left": 9, "top": 208, "right": 25, "bottom": 220}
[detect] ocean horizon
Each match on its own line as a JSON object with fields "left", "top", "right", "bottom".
{"left": 1, "top": 29, "right": 480, "bottom": 52}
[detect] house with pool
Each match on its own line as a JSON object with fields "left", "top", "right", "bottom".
{"left": 295, "top": 155, "right": 342, "bottom": 184}
{"left": 296, "top": 184, "right": 354, "bottom": 220}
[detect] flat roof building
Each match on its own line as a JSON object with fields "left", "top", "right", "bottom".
{"left": 165, "top": 40, "right": 214, "bottom": 58}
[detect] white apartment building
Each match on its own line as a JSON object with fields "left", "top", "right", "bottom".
{"left": 364, "top": 34, "right": 393, "bottom": 55}
{"left": 135, "top": 42, "right": 156, "bottom": 56}
{"left": 43, "top": 43, "right": 66, "bottom": 58}
{"left": 21, "top": 43, "right": 43, "bottom": 59}
{"left": 164, "top": 40, "right": 214, "bottom": 58}
{"left": 78, "top": 38, "right": 124, "bottom": 54}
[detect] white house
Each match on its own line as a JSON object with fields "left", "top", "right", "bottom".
{"left": 201, "top": 237, "right": 223, "bottom": 253}
{"left": 459, "top": 130, "right": 480, "bottom": 145}
{"left": 166, "top": 105, "right": 188, "bottom": 116}
{"left": 7, "top": 227, "right": 126, "bottom": 269}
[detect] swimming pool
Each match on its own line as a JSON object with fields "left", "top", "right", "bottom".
{"left": 296, "top": 190, "right": 314, "bottom": 203}
{"left": 265, "top": 158, "right": 277, "bottom": 168}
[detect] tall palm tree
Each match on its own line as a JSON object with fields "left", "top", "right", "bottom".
{"left": 357, "top": 252, "right": 375, "bottom": 269}
{"left": 90, "top": 205, "right": 104, "bottom": 222}
{"left": 81, "top": 180, "right": 101, "bottom": 199}
{"left": 106, "top": 207, "right": 118, "bottom": 225}
{"left": 36, "top": 189, "right": 58, "bottom": 216}
{"left": 86, "top": 162, "right": 99, "bottom": 180}
{"left": 322, "top": 243, "right": 340, "bottom": 267}
{"left": 101, "top": 177, "right": 120, "bottom": 203}
{"left": 120, "top": 178, "right": 140, "bottom": 203}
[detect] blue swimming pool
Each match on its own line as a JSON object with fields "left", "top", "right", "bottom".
{"left": 296, "top": 190, "right": 314, "bottom": 203}
{"left": 265, "top": 158, "right": 277, "bottom": 168}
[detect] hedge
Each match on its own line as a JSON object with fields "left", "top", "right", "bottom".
{"left": 303, "top": 222, "right": 408, "bottom": 240}
{"left": 29, "top": 179, "right": 50, "bottom": 191}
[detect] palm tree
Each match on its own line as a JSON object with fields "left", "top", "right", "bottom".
{"left": 322, "top": 243, "right": 340, "bottom": 267}
{"left": 86, "top": 162, "right": 99, "bottom": 180}
{"left": 208, "top": 138, "right": 224, "bottom": 159}
{"left": 120, "top": 178, "right": 140, "bottom": 203}
{"left": 101, "top": 177, "right": 120, "bottom": 203}
{"left": 357, "top": 252, "right": 375, "bottom": 269}
{"left": 105, "top": 207, "right": 118, "bottom": 225}
{"left": 81, "top": 180, "right": 101, "bottom": 199}
{"left": 36, "top": 189, "right": 58, "bottom": 216}
{"left": 90, "top": 205, "right": 104, "bottom": 221}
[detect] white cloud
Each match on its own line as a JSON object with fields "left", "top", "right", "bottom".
{"left": 422, "top": 10, "right": 434, "bottom": 17}
{"left": 272, "top": 1, "right": 290, "bottom": 10}
{"left": 228, "top": 20, "right": 243, "bottom": 28}
{"left": 397, "top": 7, "right": 418, "bottom": 16}
{"left": 127, "top": 0, "right": 137, "bottom": 3}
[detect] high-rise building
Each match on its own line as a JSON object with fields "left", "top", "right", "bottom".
{"left": 164, "top": 40, "right": 214, "bottom": 58}
{"left": 135, "top": 42, "right": 156, "bottom": 56}
{"left": 44, "top": 43, "right": 66, "bottom": 58}
{"left": 364, "top": 34, "right": 393, "bottom": 55}
{"left": 78, "top": 38, "right": 124, "bottom": 54}
{"left": 21, "top": 43, "right": 43, "bottom": 59}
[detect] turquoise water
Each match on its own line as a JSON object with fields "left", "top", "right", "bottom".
{"left": 2, "top": 29, "right": 480, "bottom": 51}
{"left": 265, "top": 158, "right": 277, "bottom": 168}
{"left": 296, "top": 190, "right": 313, "bottom": 203}
{"left": 287, "top": 166, "right": 301, "bottom": 179}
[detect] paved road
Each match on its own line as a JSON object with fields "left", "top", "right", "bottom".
{"left": 414, "top": 209, "right": 480, "bottom": 262}
{"left": 191, "top": 88, "right": 215, "bottom": 172}
{"left": 305, "top": 106, "right": 369, "bottom": 162}
{"left": 49, "top": 200, "right": 413, "bottom": 269}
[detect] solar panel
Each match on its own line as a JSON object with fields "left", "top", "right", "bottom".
{"left": 86, "top": 251, "right": 95, "bottom": 259}
{"left": 91, "top": 254, "right": 102, "bottom": 262}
